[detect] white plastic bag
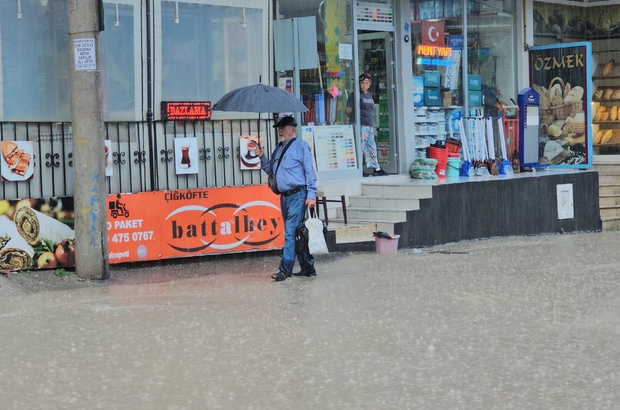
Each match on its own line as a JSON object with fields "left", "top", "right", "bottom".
{"left": 304, "top": 214, "right": 329, "bottom": 255}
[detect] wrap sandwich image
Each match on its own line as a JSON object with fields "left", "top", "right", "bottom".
{"left": 14, "top": 206, "right": 74, "bottom": 246}
{"left": 0, "top": 215, "right": 34, "bottom": 270}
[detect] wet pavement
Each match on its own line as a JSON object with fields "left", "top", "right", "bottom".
{"left": 1, "top": 231, "right": 620, "bottom": 409}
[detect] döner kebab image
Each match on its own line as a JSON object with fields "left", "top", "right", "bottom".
{"left": 0, "top": 205, "right": 75, "bottom": 270}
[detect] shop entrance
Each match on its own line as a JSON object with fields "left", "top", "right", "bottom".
{"left": 357, "top": 31, "right": 398, "bottom": 174}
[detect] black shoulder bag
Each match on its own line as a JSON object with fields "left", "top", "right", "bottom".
{"left": 267, "top": 138, "right": 295, "bottom": 195}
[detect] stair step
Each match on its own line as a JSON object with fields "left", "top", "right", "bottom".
{"left": 602, "top": 217, "right": 620, "bottom": 231}
{"left": 599, "top": 174, "right": 620, "bottom": 184}
{"left": 327, "top": 221, "right": 377, "bottom": 244}
{"left": 599, "top": 184, "right": 620, "bottom": 196}
{"left": 593, "top": 164, "right": 620, "bottom": 174}
{"left": 361, "top": 183, "right": 433, "bottom": 199}
{"left": 598, "top": 164, "right": 620, "bottom": 229}
{"left": 339, "top": 207, "right": 408, "bottom": 222}
{"left": 349, "top": 195, "right": 420, "bottom": 210}
{"left": 600, "top": 195, "right": 620, "bottom": 206}
{"left": 600, "top": 205, "right": 620, "bottom": 219}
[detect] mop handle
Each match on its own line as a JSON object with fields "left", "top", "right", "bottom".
{"left": 498, "top": 115, "right": 508, "bottom": 160}
{"left": 486, "top": 118, "right": 496, "bottom": 160}
{"left": 476, "top": 118, "right": 484, "bottom": 161}
{"left": 458, "top": 119, "right": 470, "bottom": 162}
{"left": 479, "top": 119, "right": 488, "bottom": 160}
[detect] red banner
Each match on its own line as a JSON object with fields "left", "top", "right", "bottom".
{"left": 0, "top": 185, "right": 282, "bottom": 271}
{"left": 107, "top": 185, "right": 283, "bottom": 263}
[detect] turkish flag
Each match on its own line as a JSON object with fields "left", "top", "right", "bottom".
{"left": 421, "top": 21, "right": 444, "bottom": 47}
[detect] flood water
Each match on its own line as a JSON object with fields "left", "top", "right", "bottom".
{"left": 1, "top": 232, "right": 619, "bottom": 409}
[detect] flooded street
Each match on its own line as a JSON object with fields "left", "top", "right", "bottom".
{"left": 1, "top": 232, "right": 619, "bottom": 409}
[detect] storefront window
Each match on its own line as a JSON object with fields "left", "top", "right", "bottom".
{"left": 276, "top": 1, "right": 361, "bottom": 179}
{"left": 100, "top": 2, "right": 137, "bottom": 121}
{"left": 411, "top": 0, "right": 516, "bottom": 111}
{"left": 160, "top": 0, "right": 266, "bottom": 108}
{"left": 534, "top": 1, "right": 620, "bottom": 155}
{"left": 0, "top": 1, "right": 71, "bottom": 121}
{"left": 277, "top": 0, "right": 354, "bottom": 127}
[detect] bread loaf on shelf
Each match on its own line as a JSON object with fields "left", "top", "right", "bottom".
{"left": 603, "top": 59, "right": 616, "bottom": 77}
{"left": 594, "top": 130, "right": 604, "bottom": 144}
{"left": 594, "top": 88, "right": 603, "bottom": 99}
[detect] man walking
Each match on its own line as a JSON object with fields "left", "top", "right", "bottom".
{"left": 256, "top": 116, "right": 317, "bottom": 281}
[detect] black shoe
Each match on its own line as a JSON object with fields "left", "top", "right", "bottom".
{"left": 292, "top": 266, "right": 317, "bottom": 277}
{"left": 372, "top": 168, "right": 389, "bottom": 176}
{"left": 271, "top": 271, "right": 291, "bottom": 281}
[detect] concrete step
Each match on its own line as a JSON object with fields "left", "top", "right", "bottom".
{"left": 338, "top": 207, "right": 408, "bottom": 222}
{"left": 326, "top": 221, "right": 377, "bottom": 244}
{"left": 361, "top": 183, "right": 433, "bottom": 199}
{"left": 599, "top": 195, "right": 620, "bottom": 207}
{"left": 600, "top": 205, "right": 620, "bottom": 220}
{"left": 599, "top": 184, "right": 620, "bottom": 196}
{"left": 602, "top": 217, "right": 620, "bottom": 231}
{"left": 328, "top": 219, "right": 397, "bottom": 237}
{"left": 598, "top": 174, "right": 620, "bottom": 184}
{"left": 593, "top": 164, "right": 620, "bottom": 174}
{"left": 349, "top": 195, "right": 420, "bottom": 210}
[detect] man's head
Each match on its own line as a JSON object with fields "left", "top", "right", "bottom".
{"left": 273, "top": 116, "right": 297, "bottom": 142}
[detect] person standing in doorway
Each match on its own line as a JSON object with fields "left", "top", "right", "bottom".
{"left": 346, "top": 73, "right": 388, "bottom": 176}
{"left": 255, "top": 116, "right": 317, "bottom": 281}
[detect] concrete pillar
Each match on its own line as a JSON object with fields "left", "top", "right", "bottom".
{"left": 68, "top": 0, "right": 109, "bottom": 280}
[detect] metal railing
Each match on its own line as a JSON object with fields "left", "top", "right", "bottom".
{"left": 1, "top": 119, "right": 275, "bottom": 200}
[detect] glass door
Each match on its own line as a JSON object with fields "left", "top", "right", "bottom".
{"left": 358, "top": 31, "right": 398, "bottom": 174}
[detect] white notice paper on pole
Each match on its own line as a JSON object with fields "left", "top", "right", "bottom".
{"left": 74, "top": 38, "right": 97, "bottom": 70}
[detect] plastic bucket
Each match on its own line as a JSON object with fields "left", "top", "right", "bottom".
{"left": 446, "top": 156, "right": 460, "bottom": 177}
{"left": 426, "top": 146, "right": 448, "bottom": 177}
{"left": 375, "top": 234, "right": 400, "bottom": 254}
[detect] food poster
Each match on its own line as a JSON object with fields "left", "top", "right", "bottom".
{"left": 106, "top": 185, "right": 283, "bottom": 263}
{"left": 239, "top": 135, "right": 262, "bottom": 170}
{"left": 1, "top": 141, "right": 34, "bottom": 181}
{"left": 174, "top": 137, "right": 199, "bottom": 175}
{"left": 1, "top": 185, "right": 283, "bottom": 271}
{"left": 0, "top": 198, "right": 75, "bottom": 271}
{"left": 529, "top": 42, "right": 592, "bottom": 168}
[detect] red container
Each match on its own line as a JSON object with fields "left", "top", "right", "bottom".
{"left": 445, "top": 139, "right": 461, "bottom": 155}
{"left": 426, "top": 146, "right": 448, "bottom": 177}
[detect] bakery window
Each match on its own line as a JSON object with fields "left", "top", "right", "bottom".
{"left": 534, "top": 1, "right": 620, "bottom": 154}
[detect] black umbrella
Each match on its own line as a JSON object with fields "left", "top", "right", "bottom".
{"left": 212, "top": 83, "right": 309, "bottom": 114}
{"left": 213, "top": 83, "right": 309, "bottom": 153}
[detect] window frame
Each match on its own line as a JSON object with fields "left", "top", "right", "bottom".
{"left": 102, "top": 0, "right": 143, "bottom": 122}
{"left": 154, "top": 0, "right": 270, "bottom": 121}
